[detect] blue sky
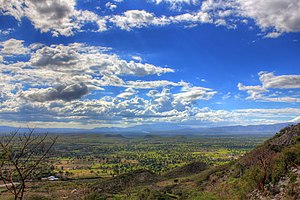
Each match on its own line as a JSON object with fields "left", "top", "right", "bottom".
{"left": 0, "top": 0, "right": 300, "bottom": 129}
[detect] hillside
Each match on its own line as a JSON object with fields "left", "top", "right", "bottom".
{"left": 87, "top": 123, "right": 300, "bottom": 200}
{"left": 0, "top": 122, "right": 290, "bottom": 135}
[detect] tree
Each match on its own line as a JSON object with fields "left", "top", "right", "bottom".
{"left": 246, "top": 147, "right": 276, "bottom": 190}
{"left": 0, "top": 128, "right": 57, "bottom": 200}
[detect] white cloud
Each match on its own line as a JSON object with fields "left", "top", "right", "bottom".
{"left": 109, "top": 10, "right": 171, "bottom": 31}
{"left": 174, "top": 86, "right": 217, "bottom": 103}
{"left": 264, "top": 32, "right": 282, "bottom": 39}
{"left": 222, "top": 92, "right": 231, "bottom": 100}
{"left": 237, "top": 0, "right": 300, "bottom": 36}
{"left": 126, "top": 80, "right": 185, "bottom": 89}
{"left": 28, "top": 43, "right": 174, "bottom": 79}
{"left": 194, "top": 107, "right": 300, "bottom": 125}
{"left": 24, "top": 0, "right": 78, "bottom": 36}
{"left": 151, "top": 0, "right": 199, "bottom": 10}
{"left": 21, "top": 82, "right": 89, "bottom": 102}
{"left": 259, "top": 71, "right": 300, "bottom": 89}
{"left": 0, "top": 40, "right": 221, "bottom": 127}
{"left": 0, "top": 28, "right": 14, "bottom": 36}
{"left": 117, "top": 88, "right": 137, "bottom": 99}
{"left": 0, "top": 38, "right": 29, "bottom": 55}
{"left": 171, "top": 11, "right": 212, "bottom": 23}
{"left": 1, "top": 0, "right": 300, "bottom": 37}
{"left": 238, "top": 83, "right": 267, "bottom": 100}
{"left": 0, "top": 0, "right": 24, "bottom": 20}
{"left": 131, "top": 56, "right": 142, "bottom": 62}
{"left": 105, "top": 2, "right": 117, "bottom": 11}
{"left": 0, "top": 0, "right": 106, "bottom": 36}
{"left": 238, "top": 71, "right": 300, "bottom": 102}
{"left": 75, "top": 10, "right": 108, "bottom": 32}
{"left": 0, "top": 40, "right": 175, "bottom": 107}
{"left": 200, "top": 0, "right": 300, "bottom": 37}
{"left": 109, "top": 9, "right": 214, "bottom": 31}
{"left": 292, "top": 116, "right": 300, "bottom": 123}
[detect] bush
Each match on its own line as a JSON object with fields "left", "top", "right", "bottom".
{"left": 270, "top": 155, "right": 286, "bottom": 183}
{"left": 190, "top": 192, "right": 217, "bottom": 200}
{"left": 84, "top": 193, "right": 107, "bottom": 200}
{"left": 29, "top": 196, "right": 53, "bottom": 200}
{"left": 244, "top": 166, "right": 264, "bottom": 188}
{"left": 283, "top": 144, "right": 300, "bottom": 166}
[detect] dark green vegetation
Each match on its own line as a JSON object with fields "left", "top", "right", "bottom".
{"left": 1, "top": 124, "right": 300, "bottom": 199}
{"left": 50, "top": 134, "right": 267, "bottom": 177}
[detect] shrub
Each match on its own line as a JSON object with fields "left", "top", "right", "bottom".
{"left": 29, "top": 196, "right": 53, "bottom": 200}
{"left": 84, "top": 193, "right": 107, "bottom": 200}
{"left": 270, "top": 155, "right": 286, "bottom": 183}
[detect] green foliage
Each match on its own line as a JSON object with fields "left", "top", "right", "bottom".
{"left": 270, "top": 154, "right": 286, "bottom": 183}
{"left": 136, "top": 187, "right": 173, "bottom": 200}
{"left": 84, "top": 193, "right": 107, "bottom": 200}
{"left": 50, "top": 134, "right": 267, "bottom": 178}
{"left": 137, "top": 188, "right": 151, "bottom": 199}
{"left": 244, "top": 166, "right": 264, "bottom": 188}
{"left": 28, "top": 196, "right": 53, "bottom": 200}
{"left": 290, "top": 174, "right": 297, "bottom": 183}
{"left": 283, "top": 143, "right": 300, "bottom": 166}
{"left": 190, "top": 192, "right": 217, "bottom": 200}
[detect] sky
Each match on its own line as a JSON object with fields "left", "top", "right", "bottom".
{"left": 0, "top": 0, "right": 300, "bottom": 129}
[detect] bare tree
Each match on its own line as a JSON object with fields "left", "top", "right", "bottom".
{"left": 0, "top": 127, "right": 57, "bottom": 200}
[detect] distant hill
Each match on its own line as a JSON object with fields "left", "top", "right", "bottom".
{"left": 0, "top": 122, "right": 292, "bottom": 135}
{"left": 198, "top": 122, "right": 292, "bottom": 134}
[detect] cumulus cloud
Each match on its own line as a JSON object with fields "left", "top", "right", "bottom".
{"left": 237, "top": 83, "right": 267, "bottom": 100}
{"left": 0, "top": 0, "right": 106, "bottom": 36}
{"left": 108, "top": 9, "right": 215, "bottom": 31}
{"left": 109, "top": 10, "right": 171, "bottom": 31}
{"left": 22, "top": 82, "right": 89, "bottom": 102}
{"left": 116, "top": 0, "right": 300, "bottom": 36}
{"left": 174, "top": 86, "right": 217, "bottom": 103}
{"left": 238, "top": 72, "right": 300, "bottom": 102}
{"left": 259, "top": 72, "right": 300, "bottom": 89}
{"left": 24, "top": 0, "right": 78, "bottom": 36}
{"left": 0, "top": 40, "right": 222, "bottom": 127}
{"left": 0, "top": 0, "right": 24, "bottom": 20}
{"left": 0, "top": 2, "right": 215, "bottom": 35}
{"left": 0, "top": 40, "right": 175, "bottom": 105}
{"left": 28, "top": 42, "right": 174, "bottom": 79}
{"left": 171, "top": 11, "right": 212, "bottom": 23}
{"left": 126, "top": 80, "right": 185, "bottom": 89}
{"left": 1, "top": 0, "right": 300, "bottom": 37}
{"left": 117, "top": 88, "right": 136, "bottom": 99}
{"left": 237, "top": 0, "right": 300, "bottom": 36}
{"left": 0, "top": 38, "right": 29, "bottom": 55}
{"left": 151, "top": 0, "right": 199, "bottom": 9}
{"left": 200, "top": 0, "right": 300, "bottom": 37}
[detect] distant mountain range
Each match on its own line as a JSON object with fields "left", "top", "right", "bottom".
{"left": 0, "top": 122, "right": 293, "bottom": 135}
